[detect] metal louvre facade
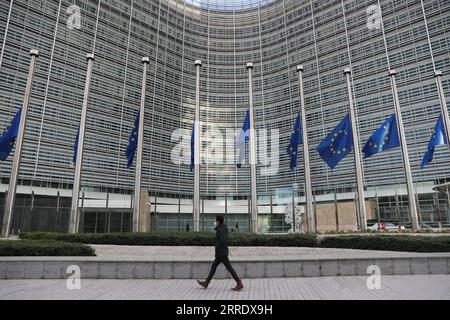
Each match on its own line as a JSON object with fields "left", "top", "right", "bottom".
{"left": 0, "top": 0, "right": 449, "bottom": 201}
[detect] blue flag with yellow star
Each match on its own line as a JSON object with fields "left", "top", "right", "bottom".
{"left": 236, "top": 110, "right": 250, "bottom": 168}
{"left": 362, "top": 114, "right": 400, "bottom": 159}
{"left": 287, "top": 113, "right": 302, "bottom": 170}
{"left": 317, "top": 113, "right": 353, "bottom": 170}
{"left": 0, "top": 108, "right": 22, "bottom": 161}
{"left": 421, "top": 114, "right": 447, "bottom": 169}
{"left": 126, "top": 112, "right": 139, "bottom": 169}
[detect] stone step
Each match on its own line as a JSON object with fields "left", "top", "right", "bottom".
{"left": 0, "top": 255, "right": 449, "bottom": 279}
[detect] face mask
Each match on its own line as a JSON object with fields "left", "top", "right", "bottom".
{"left": 214, "top": 221, "right": 218, "bottom": 226}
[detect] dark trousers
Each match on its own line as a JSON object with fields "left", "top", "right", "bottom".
{"left": 207, "top": 256, "right": 240, "bottom": 282}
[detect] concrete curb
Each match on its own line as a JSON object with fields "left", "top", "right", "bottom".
{"left": 0, "top": 255, "right": 448, "bottom": 279}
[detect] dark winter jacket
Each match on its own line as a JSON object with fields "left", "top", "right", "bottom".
{"left": 214, "top": 223, "right": 229, "bottom": 257}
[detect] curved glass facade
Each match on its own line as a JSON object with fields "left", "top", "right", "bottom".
{"left": 0, "top": 0, "right": 449, "bottom": 203}
{"left": 184, "top": 0, "right": 275, "bottom": 11}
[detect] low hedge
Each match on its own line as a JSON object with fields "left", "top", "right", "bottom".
{"left": 319, "top": 235, "right": 450, "bottom": 253}
{"left": 19, "top": 232, "right": 318, "bottom": 248}
{"left": 0, "top": 240, "right": 96, "bottom": 256}
{"left": 18, "top": 232, "right": 450, "bottom": 252}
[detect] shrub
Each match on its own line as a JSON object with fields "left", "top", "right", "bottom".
{"left": 0, "top": 240, "right": 96, "bottom": 256}
{"left": 19, "top": 231, "right": 318, "bottom": 248}
{"left": 319, "top": 235, "right": 450, "bottom": 252}
{"left": 19, "top": 232, "right": 450, "bottom": 252}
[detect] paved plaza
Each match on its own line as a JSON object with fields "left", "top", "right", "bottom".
{"left": 0, "top": 275, "right": 448, "bottom": 300}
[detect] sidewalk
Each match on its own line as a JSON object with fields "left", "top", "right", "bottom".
{"left": 0, "top": 275, "right": 448, "bottom": 300}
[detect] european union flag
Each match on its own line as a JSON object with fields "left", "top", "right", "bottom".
{"left": 362, "top": 114, "right": 400, "bottom": 159}
{"left": 0, "top": 108, "right": 21, "bottom": 161}
{"left": 287, "top": 113, "right": 302, "bottom": 170}
{"left": 73, "top": 126, "right": 80, "bottom": 164}
{"left": 317, "top": 113, "right": 353, "bottom": 170}
{"left": 421, "top": 114, "right": 448, "bottom": 169}
{"left": 190, "top": 122, "right": 195, "bottom": 172}
{"left": 236, "top": 110, "right": 250, "bottom": 168}
{"left": 125, "top": 113, "right": 139, "bottom": 169}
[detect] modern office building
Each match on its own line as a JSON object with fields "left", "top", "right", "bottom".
{"left": 0, "top": 0, "right": 449, "bottom": 234}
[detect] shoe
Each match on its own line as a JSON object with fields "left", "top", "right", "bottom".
{"left": 232, "top": 280, "right": 244, "bottom": 291}
{"left": 197, "top": 280, "right": 209, "bottom": 289}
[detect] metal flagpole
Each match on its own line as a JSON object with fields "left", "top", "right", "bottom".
{"left": 128, "top": 193, "right": 133, "bottom": 232}
{"left": 246, "top": 62, "right": 258, "bottom": 234}
{"left": 69, "top": 53, "right": 95, "bottom": 234}
{"left": 225, "top": 192, "right": 228, "bottom": 225}
{"left": 334, "top": 191, "right": 339, "bottom": 232}
{"left": 269, "top": 192, "right": 273, "bottom": 232}
{"left": 389, "top": 70, "right": 419, "bottom": 230}
{"left": 132, "top": 57, "right": 150, "bottom": 233}
{"left": 0, "top": 0, "right": 14, "bottom": 69}
{"left": 1, "top": 49, "right": 39, "bottom": 238}
{"left": 376, "top": 0, "right": 419, "bottom": 231}
{"left": 247, "top": 198, "right": 251, "bottom": 232}
{"left": 313, "top": 192, "right": 317, "bottom": 231}
{"left": 291, "top": 192, "right": 296, "bottom": 233}
{"left": 344, "top": 68, "right": 367, "bottom": 231}
{"left": 177, "top": 196, "right": 181, "bottom": 232}
{"left": 193, "top": 60, "right": 202, "bottom": 232}
{"left": 106, "top": 191, "right": 110, "bottom": 233}
{"left": 55, "top": 191, "right": 60, "bottom": 232}
{"left": 419, "top": 0, "right": 450, "bottom": 153}
{"left": 296, "top": 65, "right": 315, "bottom": 233}
{"left": 354, "top": 191, "right": 361, "bottom": 229}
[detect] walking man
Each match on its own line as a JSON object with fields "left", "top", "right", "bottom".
{"left": 197, "top": 215, "right": 244, "bottom": 291}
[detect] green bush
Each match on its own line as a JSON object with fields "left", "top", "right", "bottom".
{"left": 19, "top": 231, "right": 318, "bottom": 248}
{"left": 18, "top": 232, "right": 450, "bottom": 252}
{"left": 319, "top": 235, "right": 450, "bottom": 252}
{"left": 0, "top": 240, "right": 96, "bottom": 256}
